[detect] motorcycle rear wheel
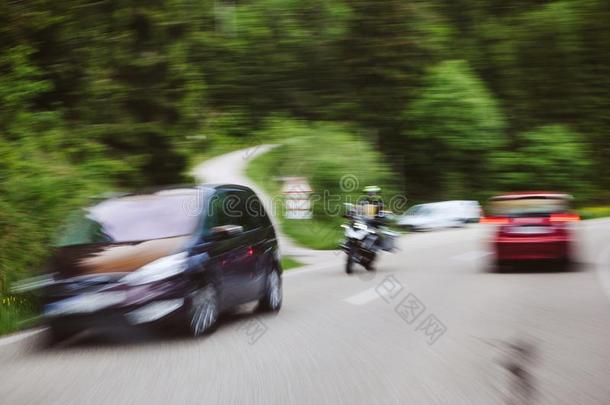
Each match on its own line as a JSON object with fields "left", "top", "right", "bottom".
{"left": 345, "top": 244, "right": 355, "bottom": 274}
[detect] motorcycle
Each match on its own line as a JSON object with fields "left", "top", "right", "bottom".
{"left": 340, "top": 204, "right": 398, "bottom": 274}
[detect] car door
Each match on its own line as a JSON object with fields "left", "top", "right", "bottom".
{"left": 420, "top": 206, "right": 435, "bottom": 229}
{"left": 203, "top": 190, "right": 252, "bottom": 307}
{"left": 437, "top": 204, "right": 455, "bottom": 228}
{"left": 241, "top": 190, "right": 275, "bottom": 298}
{"left": 222, "top": 189, "right": 270, "bottom": 302}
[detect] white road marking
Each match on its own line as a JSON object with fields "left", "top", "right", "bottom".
{"left": 595, "top": 244, "right": 610, "bottom": 300}
{"left": 0, "top": 328, "right": 45, "bottom": 348}
{"left": 451, "top": 250, "right": 490, "bottom": 262}
{"left": 344, "top": 287, "right": 380, "bottom": 306}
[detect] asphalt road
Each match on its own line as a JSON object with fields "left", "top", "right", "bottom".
{"left": 1, "top": 148, "right": 610, "bottom": 405}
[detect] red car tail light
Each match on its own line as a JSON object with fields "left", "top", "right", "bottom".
{"left": 549, "top": 213, "right": 580, "bottom": 223}
{"left": 480, "top": 216, "right": 509, "bottom": 224}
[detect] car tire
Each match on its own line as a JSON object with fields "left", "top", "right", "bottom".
{"left": 258, "top": 268, "right": 282, "bottom": 312}
{"left": 188, "top": 284, "right": 219, "bottom": 337}
{"left": 558, "top": 257, "right": 574, "bottom": 272}
{"left": 47, "top": 324, "right": 78, "bottom": 345}
{"left": 494, "top": 260, "right": 509, "bottom": 273}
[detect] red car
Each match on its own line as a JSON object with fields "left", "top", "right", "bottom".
{"left": 482, "top": 192, "right": 579, "bottom": 269}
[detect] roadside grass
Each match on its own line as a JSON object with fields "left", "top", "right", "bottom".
{"left": 0, "top": 295, "right": 37, "bottom": 335}
{"left": 578, "top": 206, "right": 610, "bottom": 220}
{"left": 281, "top": 256, "right": 304, "bottom": 271}
{"left": 246, "top": 145, "right": 343, "bottom": 250}
{"left": 281, "top": 218, "right": 344, "bottom": 250}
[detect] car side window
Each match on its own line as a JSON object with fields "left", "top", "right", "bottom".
{"left": 224, "top": 190, "right": 252, "bottom": 231}
{"left": 244, "top": 192, "right": 270, "bottom": 229}
{"left": 204, "top": 191, "right": 234, "bottom": 234}
{"left": 203, "top": 189, "right": 269, "bottom": 236}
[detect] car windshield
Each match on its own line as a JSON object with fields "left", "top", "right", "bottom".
{"left": 490, "top": 197, "right": 570, "bottom": 216}
{"left": 55, "top": 189, "right": 204, "bottom": 246}
{"left": 406, "top": 205, "right": 423, "bottom": 215}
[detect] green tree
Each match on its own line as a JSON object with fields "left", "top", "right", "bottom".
{"left": 490, "top": 125, "right": 593, "bottom": 197}
{"left": 195, "top": 0, "right": 352, "bottom": 127}
{"left": 340, "top": 0, "right": 449, "bottom": 154}
{"left": 405, "top": 60, "right": 506, "bottom": 199}
{"left": 0, "top": 45, "right": 108, "bottom": 295}
{"left": 437, "top": 0, "right": 610, "bottom": 192}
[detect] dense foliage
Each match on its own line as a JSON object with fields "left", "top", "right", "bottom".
{"left": 1, "top": 0, "right": 609, "bottom": 303}
{"left": 405, "top": 60, "right": 506, "bottom": 200}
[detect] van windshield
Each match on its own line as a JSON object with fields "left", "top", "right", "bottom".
{"left": 406, "top": 205, "right": 423, "bottom": 215}
{"left": 55, "top": 190, "right": 204, "bottom": 246}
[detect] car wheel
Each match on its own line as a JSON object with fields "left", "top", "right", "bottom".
{"left": 47, "top": 324, "right": 78, "bottom": 345}
{"left": 494, "top": 260, "right": 509, "bottom": 273}
{"left": 259, "top": 269, "right": 282, "bottom": 312}
{"left": 558, "top": 257, "right": 574, "bottom": 272}
{"left": 188, "top": 284, "right": 219, "bottom": 337}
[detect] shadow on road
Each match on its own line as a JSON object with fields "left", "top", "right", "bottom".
{"left": 35, "top": 303, "right": 280, "bottom": 351}
{"left": 488, "top": 260, "right": 587, "bottom": 274}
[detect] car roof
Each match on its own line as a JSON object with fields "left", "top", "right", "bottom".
{"left": 90, "top": 184, "right": 255, "bottom": 204}
{"left": 206, "top": 183, "right": 255, "bottom": 192}
{"left": 421, "top": 200, "right": 479, "bottom": 207}
{"left": 490, "top": 192, "right": 573, "bottom": 201}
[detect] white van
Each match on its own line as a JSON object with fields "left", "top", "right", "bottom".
{"left": 396, "top": 200, "right": 481, "bottom": 231}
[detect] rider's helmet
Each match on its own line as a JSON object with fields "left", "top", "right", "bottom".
{"left": 363, "top": 185, "right": 382, "bottom": 201}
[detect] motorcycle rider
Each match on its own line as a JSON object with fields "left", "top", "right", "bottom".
{"left": 358, "top": 186, "right": 389, "bottom": 250}
{"left": 341, "top": 185, "right": 396, "bottom": 273}
{"left": 359, "top": 185, "right": 385, "bottom": 222}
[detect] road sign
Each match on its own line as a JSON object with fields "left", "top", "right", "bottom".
{"left": 281, "top": 177, "right": 312, "bottom": 219}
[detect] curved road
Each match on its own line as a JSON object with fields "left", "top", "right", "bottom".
{"left": 2, "top": 148, "right": 610, "bottom": 405}
{"left": 191, "top": 145, "right": 336, "bottom": 264}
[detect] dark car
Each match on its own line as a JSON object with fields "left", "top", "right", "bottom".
{"left": 42, "top": 184, "right": 282, "bottom": 341}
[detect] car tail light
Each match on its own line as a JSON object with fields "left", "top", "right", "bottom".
{"left": 550, "top": 213, "right": 580, "bottom": 223}
{"left": 480, "top": 216, "right": 509, "bottom": 224}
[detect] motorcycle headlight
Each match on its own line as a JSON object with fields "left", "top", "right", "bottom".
{"left": 121, "top": 252, "right": 188, "bottom": 286}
